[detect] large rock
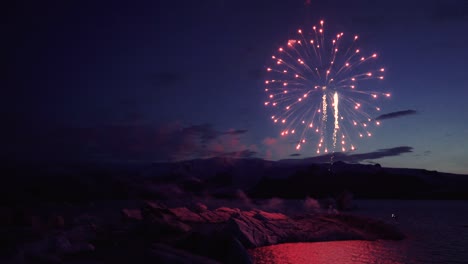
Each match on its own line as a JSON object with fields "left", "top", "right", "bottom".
{"left": 192, "top": 202, "right": 208, "bottom": 213}
{"left": 133, "top": 201, "right": 403, "bottom": 262}
{"left": 138, "top": 201, "right": 404, "bottom": 246}
{"left": 227, "top": 212, "right": 286, "bottom": 248}
{"left": 198, "top": 207, "right": 240, "bottom": 223}
{"left": 169, "top": 207, "right": 204, "bottom": 223}
{"left": 141, "top": 201, "right": 191, "bottom": 234}
{"left": 226, "top": 211, "right": 404, "bottom": 248}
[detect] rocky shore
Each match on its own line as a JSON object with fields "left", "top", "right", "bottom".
{"left": 1, "top": 200, "right": 404, "bottom": 264}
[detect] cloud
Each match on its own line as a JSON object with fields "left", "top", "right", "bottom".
{"left": 180, "top": 125, "right": 248, "bottom": 145}
{"left": 290, "top": 153, "right": 301, "bottom": 157}
{"left": 342, "top": 146, "right": 414, "bottom": 162}
{"left": 263, "top": 137, "right": 278, "bottom": 146}
{"left": 413, "top": 150, "right": 432, "bottom": 158}
{"left": 181, "top": 124, "right": 220, "bottom": 144}
{"left": 223, "top": 129, "right": 248, "bottom": 136}
{"left": 167, "top": 124, "right": 253, "bottom": 160}
{"left": 261, "top": 136, "right": 295, "bottom": 160}
{"left": 374, "top": 110, "right": 417, "bottom": 121}
{"left": 295, "top": 146, "right": 414, "bottom": 164}
{"left": 222, "top": 149, "right": 257, "bottom": 158}
{"left": 18, "top": 122, "right": 255, "bottom": 162}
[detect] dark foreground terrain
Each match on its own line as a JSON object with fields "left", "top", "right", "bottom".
{"left": 0, "top": 199, "right": 404, "bottom": 264}
{"left": 1, "top": 157, "right": 466, "bottom": 263}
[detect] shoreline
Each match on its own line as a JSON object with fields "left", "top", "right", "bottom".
{"left": 1, "top": 199, "right": 404, "bottom": 264}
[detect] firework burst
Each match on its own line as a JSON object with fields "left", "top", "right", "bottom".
{"left": 264, "top": 20, "right": 391, "bottom": 154}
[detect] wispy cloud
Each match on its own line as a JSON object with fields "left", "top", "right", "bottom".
{"left": 375, "top": 110, "right": 417, "bottom": 120}
{"left": 341, "top": 146, "right": 414, "bottom": 162}
{"left": 12, "top": 122, "right": 255, "bottom": 162}
{"left": 223, "top": 129, "right": 249, "bottom": 136}
{"left": 296, "top": 146, "right": 414, "bottom": 163}
{"left": 220, "top": 149, "right": 257, "bottom": 158}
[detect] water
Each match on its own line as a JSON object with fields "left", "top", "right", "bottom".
{"left": 250, "top": 200, "right": 468, "bottom": 264}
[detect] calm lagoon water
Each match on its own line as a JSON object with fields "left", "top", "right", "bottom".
{"left": 251, "top": 200, "right": 468, "bottom": 264}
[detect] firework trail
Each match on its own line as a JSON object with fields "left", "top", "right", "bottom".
{"left": 264, "top": 20, "right": 391, "bottom": 155}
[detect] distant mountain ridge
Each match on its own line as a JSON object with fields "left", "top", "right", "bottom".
{"left": 1, "top": 157, "right": 467, "bottom": 203}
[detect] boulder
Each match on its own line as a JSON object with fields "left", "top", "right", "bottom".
{"left": 198, "top": 207, "right": 239, "bottom": 223}
{"left": 192, "top": 202, "right": 208, "bottom": 213}
{"left": 227, "top": 212, "right": 285, "bottom": 248}
{"left": 254, "top": 211, "right": 288, "bottom": 221}
{"left": 141, "top": 201, "right": 191, "bottom": 234}
{"left": 169, "top": 207, "right": 204, "bottom": 223}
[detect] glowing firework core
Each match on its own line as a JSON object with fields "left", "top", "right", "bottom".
{"left": 264, "top": 20, "right": 390, "bottom": 154}
{"left": 333, "top": 92, "right": 339, "bottom": 149}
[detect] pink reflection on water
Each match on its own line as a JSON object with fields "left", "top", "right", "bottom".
{"left": 250, "top": 241, "right": 408, "bottom": 264}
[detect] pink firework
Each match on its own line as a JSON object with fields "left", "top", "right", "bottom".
{"left": 264, "top": 20, "right": 391, "bottom": 154}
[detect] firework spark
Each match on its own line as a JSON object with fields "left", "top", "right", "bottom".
{"left": 264, "top": 20, "right": 391, "bottom": 154}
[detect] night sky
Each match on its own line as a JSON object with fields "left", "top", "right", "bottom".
{"left": 3, "top": 0, "right": 468, "bottom": 174}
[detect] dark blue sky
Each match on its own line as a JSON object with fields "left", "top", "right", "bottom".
{"left": 3, "top": 0, "right": 468, "bottom": 174}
